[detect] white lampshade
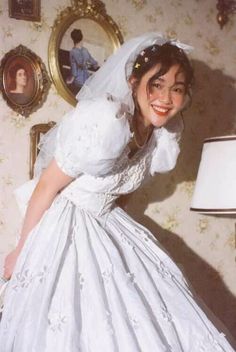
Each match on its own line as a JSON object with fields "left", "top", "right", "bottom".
{"left": 191, "top": 136, "right": 236, "bottom": 214}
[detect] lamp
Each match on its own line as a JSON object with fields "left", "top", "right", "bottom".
{"left": 191, "top": 136, "right": 236, "bottom": 214}
{"left": 216, "top": 0, "right": 236, "bottom": 29}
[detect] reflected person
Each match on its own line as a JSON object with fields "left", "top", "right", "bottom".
{"left": 68, "top": 29, "right": 98, "bottom": 93}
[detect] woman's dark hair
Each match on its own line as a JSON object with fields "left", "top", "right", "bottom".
{"left": 8, "top": 63, "right": 27, "bottom": 90}
{"left": 71, "top": 29, "right": 83, "bottom": 45}
{"left": 131, "top": 42, "right": 194, "bottom": 96}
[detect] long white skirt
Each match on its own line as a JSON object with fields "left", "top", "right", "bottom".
{"left": 0, "top": 196, "right": 235, "bottom": 351}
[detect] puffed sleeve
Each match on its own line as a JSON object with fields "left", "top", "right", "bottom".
{"left": 14, "top": 97, "right": 132, "bottom": 217}
{"left": 54, "top": 96, "right": 132, "bottom": 177}
{"left": 150, "top": 117, "right": 183, "bottom": 176}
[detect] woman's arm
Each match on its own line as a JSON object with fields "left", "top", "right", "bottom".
{"left": 69, "top": 51, "right": 78, "bottom": 77}
{"left": 3, "top": 159, "right": 73, "bottom": 279}
{"left": 85, "top": 49, "right": 98, "bottom": 68}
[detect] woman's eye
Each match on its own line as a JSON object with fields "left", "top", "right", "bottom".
{"left": 173, "top": 86, "right": 185, "bottom": 94}
{"left": 151, "top": 82, "right": 162, "bottom": 89}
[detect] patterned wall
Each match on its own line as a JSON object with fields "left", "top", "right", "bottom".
{"left": 0, "top": 0, "right": 236, "bottom": 338}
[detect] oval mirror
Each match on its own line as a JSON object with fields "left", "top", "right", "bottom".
{"left": 48, "top": 0, "right": 123, "bottom": 106}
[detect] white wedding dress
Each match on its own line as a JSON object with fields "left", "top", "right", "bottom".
{"left": 0, "top": 97, "right": 235, "bottom": 352}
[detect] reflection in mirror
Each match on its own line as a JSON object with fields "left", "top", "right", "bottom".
{"left": 60, "top": 19, "right": 114, "bottom": 96}
{"left": 48, "top": 0, "right": 123, "bottom": 106}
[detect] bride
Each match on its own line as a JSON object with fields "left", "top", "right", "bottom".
{"left": 0, "top": 32, "right": 235, "bottom": 351}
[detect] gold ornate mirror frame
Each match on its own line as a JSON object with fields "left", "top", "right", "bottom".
{"left": 48, "top": 0, "right": 123, "bottom": 106}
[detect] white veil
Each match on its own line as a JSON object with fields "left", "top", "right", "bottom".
{"left": 76, "top": 32, "right": 193, "bottom": 114}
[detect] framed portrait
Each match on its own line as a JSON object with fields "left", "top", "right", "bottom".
{"left": 9, "top": 0, "right": 41, "bottom": 22}
{"left": 48, "top": 0, "right": 123, "bottom": 106}
{"left": 0, "top": 45, "right": 50, "bottom": 117}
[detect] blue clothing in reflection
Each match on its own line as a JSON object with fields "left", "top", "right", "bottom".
{"left": 69, "top": 47, "right": 98, "bottom": 87}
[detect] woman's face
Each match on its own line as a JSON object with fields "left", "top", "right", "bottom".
{"left": 16, "top": 68, "right": 27, "bottom": 88}
{"left": 133, "top": 63, "right": 187, "bottom": 128}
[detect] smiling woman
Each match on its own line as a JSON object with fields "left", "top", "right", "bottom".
{"left": 127, "top": 43, "right": 192, "bottom": 157}
{"left": 132, "top": 64, "right": 186, "bottom": 128}
{"left": 130, "top": 43, "right": 192, "bottom": 128}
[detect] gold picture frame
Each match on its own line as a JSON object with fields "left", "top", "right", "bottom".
{"left": 8, "top": 0, "right": 41, "bottom": 22}
{"left": 48, "top": 0, "right": 123, "bottom": 106}
{"left": 29, "top": 121, "right": 56, "bottom": 179}
{"left": 0, "top": 45, "right": 50, "bottom": 117}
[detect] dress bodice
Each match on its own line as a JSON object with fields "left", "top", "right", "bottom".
{"left": 60, "top": 138, "right": 154, "bottom": 216}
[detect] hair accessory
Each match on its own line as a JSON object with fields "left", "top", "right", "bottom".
{"left": 144, "top": 57, "right": 149, "bottom": 62}
{"left": 134, "top": 63, "right": 141, "bottom": 69}
{"left": 140, "top": 50, "right": 146, "bottom": 56}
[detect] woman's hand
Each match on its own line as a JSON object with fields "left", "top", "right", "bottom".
{"left": 3, "top": 244, "right": 23, "bottom": 280}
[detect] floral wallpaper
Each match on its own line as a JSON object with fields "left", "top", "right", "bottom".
{"left": 0, "top": 0, "right": 236, "bottom": 339}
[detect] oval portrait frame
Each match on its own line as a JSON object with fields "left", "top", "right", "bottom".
{"left": 48, "top": 0, "right": 123, "bottom": 106}
{"left": 0, "top": 45, "right": 50, "bottom": 117}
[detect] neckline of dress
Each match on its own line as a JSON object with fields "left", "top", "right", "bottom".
{"left": 126, "top": 127, "right": 160, "bottom": 161}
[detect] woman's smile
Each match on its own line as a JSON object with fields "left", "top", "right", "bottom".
{"left": 134, "top": 63, "right": 187, "bottom": 128}
{"left": 150, "top": 103, "right": 171, "bottom": 116}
